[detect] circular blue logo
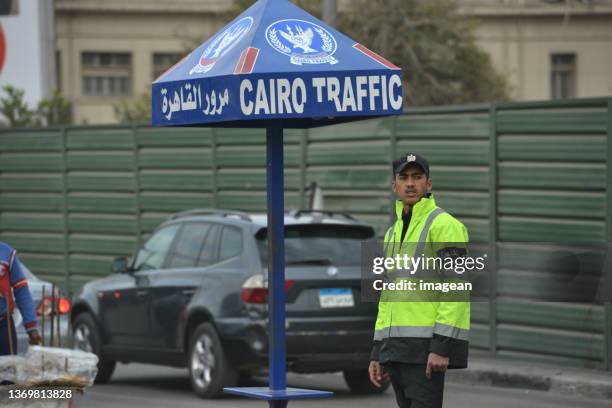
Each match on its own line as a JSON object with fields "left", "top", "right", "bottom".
{"left": 265, "top": 19, "right": 338, "bottom": 66}
{"left": 190, "top": 17, "right": 254, "bottom": 75}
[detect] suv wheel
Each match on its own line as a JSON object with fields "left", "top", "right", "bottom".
{"left": 188, "top": 323, "right": 238, "bottom": 398}
{"left": 343, "top": 369, "right": 390, "bottom": 394}
{"left": 72, "top": 313, "right": 116, "bottom": 383}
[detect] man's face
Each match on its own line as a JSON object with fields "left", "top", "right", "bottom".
{"left": 392, "top": 164, "right": 432, "bottom": 207}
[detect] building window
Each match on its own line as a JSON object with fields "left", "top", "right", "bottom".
{"left": 81, "top": 52, "right": 132, "bottom": 97}
{"left": 550, "top": 53, "right": 576, "bottom": 100}
{"left": 153, "top": 53, "right": 183, "bottom": 80}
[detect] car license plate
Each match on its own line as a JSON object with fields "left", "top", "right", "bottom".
{"left": 319, "top": 288, "right": 354, "bottom": 308}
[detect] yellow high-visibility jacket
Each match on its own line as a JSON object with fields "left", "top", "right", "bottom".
{"left": 371, "top": 195, "right": 470, "bottom": 368}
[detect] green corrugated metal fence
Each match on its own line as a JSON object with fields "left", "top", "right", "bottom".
{"left": 0, "top": 97, "right": 610, "bottom": 370}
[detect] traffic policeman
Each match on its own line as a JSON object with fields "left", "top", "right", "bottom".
{"left": 0, "top": 241, "right": 41, "bottom": 355}
{"left": 369, "top": 153, "right": 470, "bottom": 408}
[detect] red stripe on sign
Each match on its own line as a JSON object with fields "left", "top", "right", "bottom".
{"left": 234, "top": 48, "right": 249, "bottom": 74}
{"left": 242, "top": 47, "right": 260, "bottom": 74}
{"left": 353, "top": 43, "right": 399, "bottom": 70}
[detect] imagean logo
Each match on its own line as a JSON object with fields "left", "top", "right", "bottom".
{"left": 190, "top": 17, "right": 253, "bottom": 75}
{"left": 265, "top": 19, "right": 338, "bottom": 66}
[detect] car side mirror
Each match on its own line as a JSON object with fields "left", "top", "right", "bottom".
{"left": 111, "top": 257, "right": 129, "bottom": 274}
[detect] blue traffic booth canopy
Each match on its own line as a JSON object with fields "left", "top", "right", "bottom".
{"left": 151, "top": 1, "right": 403, "bottom": 406}
{"left": 152, "top": 0, "right": 403, "bottom": 128}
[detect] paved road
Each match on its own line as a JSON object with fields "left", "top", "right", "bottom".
{"left": 73, "top": 363, "right": 612, "bottom": 408}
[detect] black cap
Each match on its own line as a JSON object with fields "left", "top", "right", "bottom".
{"left": 393, "top": 152, "right": 430, "bottom": 177}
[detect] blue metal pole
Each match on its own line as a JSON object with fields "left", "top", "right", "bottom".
{"left": 267, "top": 124, "right": 287, "bottom": 399}
{"left": 223, "top": 124, "right": 329, "bottom": 405}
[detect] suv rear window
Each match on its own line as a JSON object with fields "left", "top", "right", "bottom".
{"left": 256, "top": 224, "right": 374, "bottom": 267}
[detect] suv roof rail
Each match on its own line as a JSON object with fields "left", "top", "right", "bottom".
{"left": 169, "top": 209, "right": 252, "bottom": 222}
{"left": 289, "top": 209, "right": 356, "bottom": 221}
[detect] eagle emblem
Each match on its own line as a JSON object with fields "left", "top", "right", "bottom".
{"left": 266, "top": 19, "right": 338, "bottom": 66}
{"left": 279, "top": 25, "right": 316, "bottom": 53}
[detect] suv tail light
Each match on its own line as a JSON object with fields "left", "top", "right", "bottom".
{"left": 240, "top": 274, "right": 295, "bottom": 304}
{"left": 36, "top": 297, "right": 71, "bottom": 316}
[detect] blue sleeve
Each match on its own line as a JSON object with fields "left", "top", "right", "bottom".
{"left": 10, "top": 255, "right": 38, "bottom": 332}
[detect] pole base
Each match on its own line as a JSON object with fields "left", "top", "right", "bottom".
{"left": 223, "top": 386, "right": 333, "bottom": 401}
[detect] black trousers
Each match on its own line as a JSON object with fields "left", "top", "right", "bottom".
{"left": 384, "top": 363, "right": 445, "bottom": 408}
{"left": 0, "top": 316, "right": 17, "bottom": 356}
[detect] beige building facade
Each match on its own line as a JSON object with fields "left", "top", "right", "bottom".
{"left": 56, "top": 0, "right": 228, "bottom": 123}
{"left": 462, "top": 0, "right": 612, "bottom": 101}
{"left": 55, "top": 0, "right": 612, "bottom": 124}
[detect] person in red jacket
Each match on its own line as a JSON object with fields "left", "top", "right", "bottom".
{"left": 0, "top": 241, "right": 41, "bottom": 355}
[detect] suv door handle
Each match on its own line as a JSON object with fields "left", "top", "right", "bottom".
{"left": 136, "top": 290, "right": 148, "bottom": 298}
{"left": 182, "top": 289, "right": 196, "bottom": 296}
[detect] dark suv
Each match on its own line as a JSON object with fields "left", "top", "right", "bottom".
{"left": 71, "top": 209, "right": 385, "bottom": 398}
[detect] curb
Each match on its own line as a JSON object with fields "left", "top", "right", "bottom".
{"left": 446, "top": 357, "right": 612, "bottom": 400}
